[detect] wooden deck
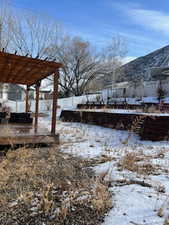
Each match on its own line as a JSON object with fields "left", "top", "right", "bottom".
{"left": 0, "top": 123, "right": 59, "bottom": 146}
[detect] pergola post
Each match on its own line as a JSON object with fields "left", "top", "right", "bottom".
{"left": 34, "top": 81, "right": 41, "bottom": 132}
{"left": 51, "top": 69, "right": 59, "bottom": 135}
{"left": 25, "top": 85, "right": 30, "bottom": 113}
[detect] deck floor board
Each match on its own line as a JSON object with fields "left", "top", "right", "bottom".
{"left": 0, "top": 123, "right": 59, "bottom": 146}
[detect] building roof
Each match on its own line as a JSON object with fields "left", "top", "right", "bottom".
{"left": 0, "top": 51, "right": 62, "bottom": 86}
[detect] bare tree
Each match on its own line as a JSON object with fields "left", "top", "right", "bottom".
{"left": 100, "top": 35, "right": 128, "bottom": 86}
{"left": 9, "top": 11, "right": 61, "bottom": 59}
{"left": 0, "top": 0, "right": 62, "bottom": 59}
{"left": 46, "top": 36, "right": 103, "bottom": 97}
{"left": 0, "top": 1, "right": 15, "bottom": 96}
{"left": 157, "top": 80, "right": 166, "bottom": 103}
{"left": 0, "top": 0, "right": 14, "bottom": 51}
{"left": 46, "top": 35, "right": 127, "bottom": 97}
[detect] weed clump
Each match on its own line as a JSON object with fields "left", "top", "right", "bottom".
{"left": 119, "top": 152, "right": 158, "bottom": 175}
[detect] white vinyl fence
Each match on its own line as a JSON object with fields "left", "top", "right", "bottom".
{"left": 5, "top": 94, "right": 100, "bottom": 114}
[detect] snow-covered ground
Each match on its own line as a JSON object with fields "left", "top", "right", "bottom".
{"left": 39, "top": 117, "right": 169, "bottom": 225}
{"left": 4, "top": 95, "right": 169, "bottom": 224}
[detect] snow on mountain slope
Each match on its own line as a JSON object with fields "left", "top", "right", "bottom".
{"left": 117, "top": 45, "right": 169, "bottom": 82}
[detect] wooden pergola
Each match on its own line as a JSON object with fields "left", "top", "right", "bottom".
{"left": 0, "top": 51, "right": 62, "bottom": 139}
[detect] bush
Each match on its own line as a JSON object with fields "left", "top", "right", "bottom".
{"left": 157, "top": 85, "right": 166, "bottom": 103}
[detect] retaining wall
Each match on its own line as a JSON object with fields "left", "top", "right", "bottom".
{"left": 60, "top": 110, "right": 169, "bottom": 141}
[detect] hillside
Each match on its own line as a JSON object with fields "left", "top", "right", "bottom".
{"left": 117, "top": 45, "right": 169, "bottom": 82}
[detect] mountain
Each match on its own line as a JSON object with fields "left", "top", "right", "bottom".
{"left": 116, "top": 45, "right": 169, "bottom": 82}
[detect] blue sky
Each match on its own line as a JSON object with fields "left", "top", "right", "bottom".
{"left": 10, "top": 0, "right": 169, "bottom": 60}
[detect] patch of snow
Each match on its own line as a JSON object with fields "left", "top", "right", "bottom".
{"left": 103, "top": 185, "right": 164, "bottom": 225}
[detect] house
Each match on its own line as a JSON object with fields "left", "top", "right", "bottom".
{"left": 104, "top": 45, "right": 169, "bottom": 99}
{"left": 0, "top": 83, "right": 53, "bottom": 102}
{"left": 0, "top": 83, "right": 25, "bottom": 101}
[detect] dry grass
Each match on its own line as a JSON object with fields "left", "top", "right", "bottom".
{"left": 81, "top": 154, "right": 116, "bottom": 168}
{"left": 0, "top": 147, "right": 112, "bottom": 225}
{"left": 119, "top": 152, "right": 139, "bottom": 172}
{"left": 130, "top": 116, "right": 145, "bottom": 135}
{"left": 118, "top": 152, "right": 159, "bottom": 175}
{"left": 164, "top": 218, "right": 169, "bottom": 225}
{"left": 143, "top": 105, "right": 161, "bottom": 113}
